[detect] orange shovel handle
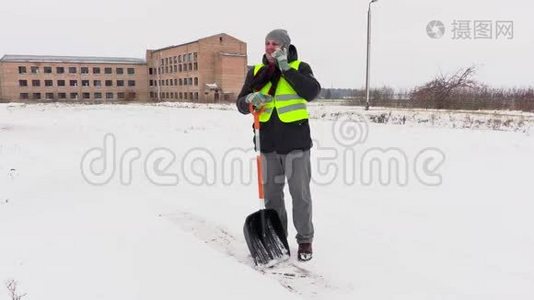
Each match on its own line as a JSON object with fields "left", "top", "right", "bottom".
{"left": 249, "top": 104, "right": 265, "bottom": 200}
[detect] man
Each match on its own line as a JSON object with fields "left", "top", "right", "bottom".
{"left": 236, "top": 29, "right": 321, "bottom": 261}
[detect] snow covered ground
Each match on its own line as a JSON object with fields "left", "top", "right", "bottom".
{"left": 0, "top": 102, "right": 533, "bottom": 299}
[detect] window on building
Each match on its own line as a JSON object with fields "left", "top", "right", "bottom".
{"left": 189, "top": 92, "right": 193, "bottom": 100}
{"left": 105, "top": 80, "right": 113, "bottom": 87}
{"left": 45, "top": 80, "right": 53, "bottom": 87}
{"left": 94, "top": 80, "right": 101, "bottom": 87}
{"left": 165, "top": 79, "right": 169, "bottom": 86}
{"left": 128, "top": 92, "right": 136, "bottom": 99}
{"left": 149, "top": 80, "right": 153, "bottom": 86}
{"left": 165, "top": 58, "right": 169, "bottom": 64}
{"left": 170, "top": 79, "right": 174, "bottom": 86}
{"left": 127, "top": 68, "right": 135, "bottom": 75}
{"left": 18, "top": 66, "right": 27, "bottom": 74}
{"left": 44, "top": 66, "right": 52, "bottom": 73}
{"left": 173, "top": 65, "right": 177, "bottom": 72}
{"left": 179, "top": 78, "right": 183, "bottom": 86}
{"left": 189, "top": 63, "right": 192, "bottom": 71}
{"left": 184, "top": 92, "right": 188, "bottom": 100}
{"left": 45, "top": 93, "right": 54, "bottom": 100}
{"left": 31, "top": 66, "right": 39, "bottom": 74}
{"left": 165, "top": 66, "right": 168, "bottom": 73}
{"left": 94, "top": 92, "right": 102, "bottom": 99}
{"left": 179, "top": 65, "right": 182, "bottom": 72}
{"left": 57, "top": 80, "right": 65, "bottom": 87}
{"left": 170, "top": 92, "right": 174, "bottom": 99}
{"left": 188, "top": 77, "right": 193, "bottom": 85}
{"left": 117, "top": 92, "right": 125, "bottom": 99}
{"left": 82, "top": 80, "right": 90, "bottom": 87}
{"left": 149, "top": 68, "right": 153, "bottom": 75}
{"left": 160, "top": 58, "right": 164, "bottom": 65}
{"left": 194, "top": 92, "right": 198, "bottom": 100}
{"left": 70, "top": 93, "right": 79, "bottom": 99}
{"left": 188, "top": 53, "right": 192, "bottom": 62}
{"left": 69, "top": 67, "right": 77, "bottom": 74}
{"left": 32, "top": 80, "right": 40, "bottom": 87}
{"left": 106, "top": 92, "right": 114, "bottom": 99}
{"left": 19, "top": 80, "right": 28, "bottom": 87}
{"left": 81, "top": 67, "right": 89, "bottom": 74}
{"left": 70, "top": 80, "right": 77, "bottom": 87}
{"left": 105, "top": 67, "right": 112, "bottom": 74}
{"left": 194, "top": 62, "right": 198, "bottom": 70}
{"left": 173, "top": 56, "right": 177, "bottom": 63}
{"left": 57, "top": 67, "right": 65, "bottom": 74}
{"left": 33, "top": 93, "right": 41, "bottom": 100}
{"left": 117, "top": 80, "right": 124, "bottom": 87}
{"left": 128, "top": 80, "right": 135, "bottom": 87}
{"left": 116, "top": 68, "right": 124, "bottom": 75}
{"left": 93, "top": 67, "right": 101, "bottom": 74}
{"left": 82, "top": 93, "right": 90, "bottom": 99}
{"left": 174, "top": 92, "right": 178, "bottom": 99}
{"left": 174, "top": 79, "right": 177, "bottom": 85}
{"left": 194, "top": 77, "right": 198, "bottom": 86}
{"left": 20, "top": 93, "right": 29, "bottom": 100}
{"left": 179, "top": 92, "right": 183, "bottom": 99}
{"left": 58, "top": 93, "right": 66, "bottom": 99}
{"left": 193, "top": 52, "right": 197, "bottom": 61}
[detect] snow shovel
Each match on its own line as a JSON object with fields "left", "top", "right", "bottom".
{"left": 243, "top": 104, "right": 290, "bottom": 267}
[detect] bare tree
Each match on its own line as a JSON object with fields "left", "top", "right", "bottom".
{"left": 411, "top": 66, "right": 479, "bottom": 109}
{"left": 5, "top": 280, "right": 27, "bottom": 300}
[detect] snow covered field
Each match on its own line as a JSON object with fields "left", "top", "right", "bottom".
{"left": 1, "top": 102, "right": 533, "bottom": 299}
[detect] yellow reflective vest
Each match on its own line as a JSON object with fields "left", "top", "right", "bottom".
{"left": 253, "top": 60, "right": 309, "bottom": 123}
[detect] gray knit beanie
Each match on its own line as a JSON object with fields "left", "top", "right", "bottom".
{"left": 265, "top": 29, "right": 291, "bottom": 49}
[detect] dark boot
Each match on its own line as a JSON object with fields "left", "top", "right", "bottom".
{"left": 297, "top": 242, "right": 313, "bottom": 261}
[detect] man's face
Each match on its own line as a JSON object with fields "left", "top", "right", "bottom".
{"left": 265, "top": 39, "right": 281, "bottom": 56}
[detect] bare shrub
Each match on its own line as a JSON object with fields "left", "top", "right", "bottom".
{"left": 5, "top": 280, "right": 26, "bottom": 300}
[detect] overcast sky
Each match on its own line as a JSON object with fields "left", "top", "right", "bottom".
{"left": 1, "top": 0, "right": 532, "bottom": 89}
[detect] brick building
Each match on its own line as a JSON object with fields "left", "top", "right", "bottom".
{"left": 0, "top": 55, "right": 148, "bottom": 101}
{"left": 146, "top": 33, "right": 247, "bottom": 102}
{"left": 0, "top": 33, "right": 247, "bottom": 103}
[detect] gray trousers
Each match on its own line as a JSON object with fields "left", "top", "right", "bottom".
{"left": 262, "top": 150, "right": 314, "bottom": 244}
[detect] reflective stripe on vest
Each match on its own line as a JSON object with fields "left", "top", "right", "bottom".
{"left": 253, "top": 61, "right": 309, "bottom": 123}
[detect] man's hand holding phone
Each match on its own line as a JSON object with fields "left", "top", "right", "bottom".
{"left": 271, "top": 47, "right": 290, "bottom": 71}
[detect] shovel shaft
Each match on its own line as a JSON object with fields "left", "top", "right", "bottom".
{"left": 256, "top": 151, "right": 264, "bottom": 200}
{"left": 250, "top": 104, "right": 265, "bottom": 208}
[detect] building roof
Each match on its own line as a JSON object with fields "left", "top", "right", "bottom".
{"left": 0, "top": 54, "right": 146, "bottom": 65}
{"left": 149, "top": 33, "right": 245, "bottom": 53}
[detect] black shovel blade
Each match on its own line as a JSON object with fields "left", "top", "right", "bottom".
{"left": 243, "top": 208, "right": 290, "bottom": 267}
